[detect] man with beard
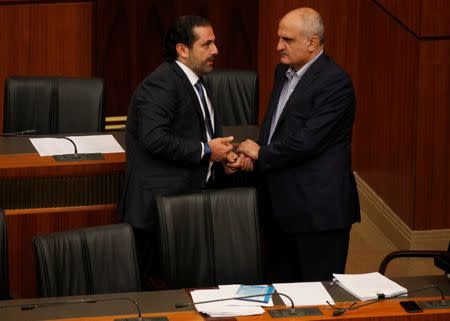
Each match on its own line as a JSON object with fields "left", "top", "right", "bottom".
{"left": 119, "top": 15, "right": 239, "bottom": 287}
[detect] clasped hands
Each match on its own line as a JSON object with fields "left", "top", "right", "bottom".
{"left": 207, "top": 136, "right": 261, "bottom": 175}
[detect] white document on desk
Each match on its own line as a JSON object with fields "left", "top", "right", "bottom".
{"left": 190, "top": 289, "right": 265, "bottom": 317}
{"left": 218, "top": 284, "right": 274, "bottom": 306}
{"left": 272, "top": 282, "right": 335, "bottom": 306}
{"left": 332, "top": 272, "right": 407, "bottom": 301}
{"left": 30, "top": 134, "right": 124, "bottom": 156}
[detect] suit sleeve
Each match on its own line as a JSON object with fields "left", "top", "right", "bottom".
{"left": 258, "top": 72, "right": 355, "bottom": 171}
{"left": 134, "top": 75, "right": 202, "bottom": 164}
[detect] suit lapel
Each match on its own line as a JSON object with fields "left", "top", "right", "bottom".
{"left": 269, "top": 54, "right": 328, "bottom": 139}
{"left": 170, "top": 62, "right": 208, "bottom": 141}
{"left": 261, "top": 65, "right": 289, "bottom": 144}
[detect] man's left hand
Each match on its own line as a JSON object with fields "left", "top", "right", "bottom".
{"left": 237, "top": 139, "right": 260, "bottom": 160}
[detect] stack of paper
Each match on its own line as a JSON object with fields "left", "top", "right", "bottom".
{"left": 190, "top": 284, "right": 273, "bottom": 317}
{"left": 333, "top": 272, "right": 407, "bottom": 301}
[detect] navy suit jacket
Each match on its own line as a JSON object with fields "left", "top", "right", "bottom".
{"left": 258, "top": 54, "right": 360, "bottom": 233}
{"left": 119, "top": 62, "right": 222, "bottom": 231}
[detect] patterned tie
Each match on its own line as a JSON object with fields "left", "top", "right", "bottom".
{"left": 194, "top": 80, "right": 214, "bottom": 138}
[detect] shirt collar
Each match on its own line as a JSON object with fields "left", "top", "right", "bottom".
{"left": 175, "top": 60, "right": 199, "bottom": 86}
{"left": 287, "top": 49, "right": 323, "bottom": 79}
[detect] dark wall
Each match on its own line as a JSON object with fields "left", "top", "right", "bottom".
{"left": 0, "top": 0, "right": 93, "bottom": 131}
{"left": 0, "top": 0, "right": 258, "bottom": 127}
{"left": 94, "top": 0, "right": 259, "bottom": 117}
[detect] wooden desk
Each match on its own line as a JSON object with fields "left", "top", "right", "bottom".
{"left": 1, "top": 132, "right": 126, "bottom": 298}
{"left": 0, "top": 127, "right": 259, "bottom": 298}
{"left": 49, "top": 298, "right": 450, "bottom": 321}
{"left": 1, "top": 293, "right": 450, "bottom": 321}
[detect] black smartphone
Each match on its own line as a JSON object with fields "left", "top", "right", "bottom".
{"left": 400, "top": 301, "right": 423, "bottom": 313}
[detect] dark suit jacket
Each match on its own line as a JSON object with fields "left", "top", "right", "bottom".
{"left": 258, "top": 54, "right": 360, "bottom": 233}
{"left": 119, "top": 61, "right": 222, "bottom": 231}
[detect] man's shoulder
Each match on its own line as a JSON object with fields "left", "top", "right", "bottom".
{"left": 144, "top": 62, "right": 177, "bottom": 80}
{"left": 318, "top": 54, "right": 350, "bottom": 78}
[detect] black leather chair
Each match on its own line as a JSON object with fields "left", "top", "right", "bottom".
{"left": 3, "top": 76, "right": 104, "bottom": 134}
{"left": 203, "top": 69, "right": 258, "bottom": 125}
{"left": 379, "top": 241, "right": 450, "bottom": 275}
{"left": 33, "top": 223, "right": 140, "bottom": 297}
{"left": 156, "top": 187, "right": 262, "bottom": 289}
{"left": 0, "top": 209, "right": 9, "bottom": 300}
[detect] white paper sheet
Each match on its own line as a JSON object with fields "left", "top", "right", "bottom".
{"left": 30, "top": 134, "right": 124, "bottom": 156}
{"left": 218, "top": 284, "right": 274, "bottom": 306}
{"left": 332, "top": 272, "right": 407, "bottom": 301}
{"left": 272, "top": 282, "right": 335, "bottom": 307}
{"left": 190, "top": 289, "right": 265, "bottom": 317}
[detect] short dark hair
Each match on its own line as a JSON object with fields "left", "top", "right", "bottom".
{"left": 164, "top": 15, "right": 211, "bottom": 62}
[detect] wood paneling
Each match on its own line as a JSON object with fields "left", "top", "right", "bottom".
{"left": 0, "top": 1, "right": 93, "bottom": 132}
{"left": 377, "top": 0, "right": 450, "bottom": 37}
{"left": 6, "top": 205, "right": 119, "bottom": 298}
{"left": 353, "top": 0, "right": 419, "bottom": 227}
{"left": 375, "top": 0, "right": 422, "bottom": 35}
{"left": 415, "top": 40, "right": 450, "bottom": 229}
{"left": 94, "top": 0, "right": 258, "bottom": 117}
{"left": 420, "top": 0, "right": 450, "bottom": 37}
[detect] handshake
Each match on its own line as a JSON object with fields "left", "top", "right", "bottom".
{"left": 207, "top": 136, "right": 261, "bottom": 175}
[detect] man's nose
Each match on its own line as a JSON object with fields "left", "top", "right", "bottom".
{"left": 211, "top": 43, "right": 219, "bottom": 55}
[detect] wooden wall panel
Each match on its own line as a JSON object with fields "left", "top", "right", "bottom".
{"left": 0, "top": 1, "right": 93, "bottom": 132}
{"left": 376, "top": 0, "right": 450, "bottom": 37}
{"left": 353, "top": 0, "right": 419, "bottom": 227}
{"left": 94, "top": 0, "right": 258, "bottom": 117}
{"left": 415, "top": 40, "right": 450, "bottom": 229}
{"left": 374, "top": 0, "right": 422, "bottom": 35}
{"left": 420, "top": 0, "right": 450, "bottom": 37}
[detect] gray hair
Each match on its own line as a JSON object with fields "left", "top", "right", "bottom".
{"left": 298, "top": 9, "right": 325, "bottom": 43}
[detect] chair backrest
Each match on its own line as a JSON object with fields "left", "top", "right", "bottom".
{"left": 3, "top": 76, "right": 104, "bottom": 134}
{"left": 434, "top": 241, "right": 450, "bottom": 274}
{"left": 156, "top": 187, "right": 262, "bottom": 289}
{"left": 203, "top": 70, "right": 258, "bottom": 125}
{"left": 0, "top": 209, "right": 9, "bottom": 300}
{"left": 33, "top": 223, "right": 140, "bottom": 297}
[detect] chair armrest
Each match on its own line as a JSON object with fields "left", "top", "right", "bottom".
{"left": 378, "top": 250, "right": 442, "bottom": 275}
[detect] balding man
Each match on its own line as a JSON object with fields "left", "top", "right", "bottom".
{"left": 238, "top": 8, "right": 360, "bottom": 282}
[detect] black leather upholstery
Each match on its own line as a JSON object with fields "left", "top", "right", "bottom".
{"left": 434, "top": 241, "right": 450, "bottom": 274}
{"left": 0, "top": 209, "right": 9, "bottom": 300}
{"left": 203, "top": 70, "right": 258, "bottom": 125}
{"left": 156, "top": 188, "right": 262, "bottom": 288}
{"left": 33, "top": 223, "right": 140, "bottom": 297}
{"left": 3, "top": 76, "right": 104, "bottom": 134}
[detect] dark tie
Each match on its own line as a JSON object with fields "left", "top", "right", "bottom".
{"left": 194, "top": 80, "right": 214, "bottom": 138}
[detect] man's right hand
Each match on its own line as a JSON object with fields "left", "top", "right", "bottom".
{"left": 208, "top": 136, "right": 234, "bottom": 162}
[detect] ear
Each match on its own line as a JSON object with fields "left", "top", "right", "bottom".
{"left": 308, "top": 35, "right": 321, "bottom": 51}
{"left": 176, "top": 43, "right": 189, "bottom": 59}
